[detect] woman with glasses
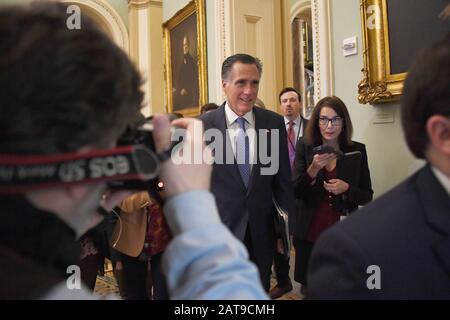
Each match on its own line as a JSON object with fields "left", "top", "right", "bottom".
{"left": 292, "top": 96, "right": 373, "bottom": 296}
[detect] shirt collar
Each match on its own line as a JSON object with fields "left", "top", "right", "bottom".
{"left": 284, "top": 115, "right": 301, "bottom": 127}
{"left": 431, "top": 166, "right": 450, "bottom": 196}
{"left": 225, "top": 102, "right": 255, "bottom": 127}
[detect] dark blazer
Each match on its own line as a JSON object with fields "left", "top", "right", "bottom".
{"left": 308, "top": 165, "right": 450, "bottom": 299}
{"left": 293, "top": 116, "right": 308, "bottom": 165}
{"left": 300, "top": 117, "right": 308, "bottom": 139}
{"left": 200, "top": 104, "right": 296, "bottom": 268}
{"left": 291, "top": 138, "right": 373, "bottom": 239}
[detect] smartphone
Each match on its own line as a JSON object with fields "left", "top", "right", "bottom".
{"left": 312, "top": 145, "right": 343, "bottom": 157}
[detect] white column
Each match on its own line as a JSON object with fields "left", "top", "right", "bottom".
{"left": 128, "top": 0, "right": 164, "bottom": 117}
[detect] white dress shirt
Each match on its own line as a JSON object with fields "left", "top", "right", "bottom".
{"left": 284, "top": 115, "right": 303, "bottom": 141}
{"left": 224, "top": 102, "right": 256, "bottom": 167}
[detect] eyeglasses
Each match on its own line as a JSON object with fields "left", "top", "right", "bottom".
{"left": 319, "top": 116, "right": 343, "bottom": 126}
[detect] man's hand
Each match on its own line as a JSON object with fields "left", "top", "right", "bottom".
{"left": 152, "top": 114, "right": 212, "bottom": 199}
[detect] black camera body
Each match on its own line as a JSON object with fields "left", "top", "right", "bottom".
{"left": 107, "top": 121, "right": 160, "bottom": 191}
{"left": 108, "top": 117, "right": 182, "bottom": 203}
{"left": 0, "top": 116, "right": 178, "bottom": 201}
{"left": 117, "top": 121, "right": 156, "bottom": 153}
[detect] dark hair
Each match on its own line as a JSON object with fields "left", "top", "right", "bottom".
{"left": 305, "top": 96, "right": 353, "bottom": 147}
{"left": 0, "top": 2, "right": 144, "bottom": 154}
{"left": 200, "top": 103, "right": 219, "bottom": 114}
{"left": 221, "top": 54, "right": 263, "bottom": 80}
{"left": 279, "top": 87, "right": 301, "bottom": 103}
{"left": 401, "top": 33, "right": 450, "bottom": 159}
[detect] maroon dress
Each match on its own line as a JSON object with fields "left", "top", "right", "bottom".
{"left": 306, "top": 167, "right": 342, "bottom": 242}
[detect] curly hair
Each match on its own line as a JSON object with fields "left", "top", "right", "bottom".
{"left": 0, "top": 2, "right": 144, "bottom": 154}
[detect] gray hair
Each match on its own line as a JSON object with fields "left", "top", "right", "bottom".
{"left": 221, "top": 53, "right": 263, "bottom": 80}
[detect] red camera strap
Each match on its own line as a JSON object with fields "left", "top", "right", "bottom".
{"left": 0, "top": 145, "right": 159, "bottom": 194}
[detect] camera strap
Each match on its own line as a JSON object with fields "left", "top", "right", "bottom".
{"left": 0, "top": 145, "right": 161, "bottom": 194}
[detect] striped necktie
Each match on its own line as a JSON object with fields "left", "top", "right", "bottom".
{"left": 287, "top": 120, "right": 296, "bottom": 171}
{"left": 235, "top": 117, "right": 250, "bottom": 188}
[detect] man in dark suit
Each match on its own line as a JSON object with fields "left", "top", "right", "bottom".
{"left": 269, "top": 87, "right": 308, "bottom": 299}
{"left": 200, "top": 54, "right": 296, "bottom": 290}
{"left": 307, "top": 34, "right": 450, "bottom": 299}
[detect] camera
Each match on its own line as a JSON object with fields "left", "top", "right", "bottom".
{"left": 106, "top": 120, "right": 158, "bottom": 191}
{"left": 117, "top": 120, "right": 157, "bottom": 153}
{"left": 0, "top": 115, "right": 180, "bottom": 199}
{"left": 107, "top": 115, "right": 182, "bottom": 201}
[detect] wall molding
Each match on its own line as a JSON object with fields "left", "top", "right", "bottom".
{"left": 289, "top": 0, "right": 333, "bottom": 106}
{"left": 127, "top": 0, "right": 164, "bottom": 116}
{"left": 290, "top": 0, "right": 311, "bottom": 22}
{"left": 128, "top": 0, "right": 162, "bottom": 9}
{"left": 312, "top": 0, "right": 321, "bottom": 100}
{"left": 62, "top": 0, "right": 129, "bottom": 53}
{"left": 311, "top": 0, "right": 333, "bottom": 102}
{"left": 215, "top": 0, "right": 229, "bottom": 102}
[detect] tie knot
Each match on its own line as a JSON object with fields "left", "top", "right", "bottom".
{"left": 288, "top": 120, "right": 295, "bottom": 127}
{"left": 236, "top": 117, "right": 246, "bottom": 130}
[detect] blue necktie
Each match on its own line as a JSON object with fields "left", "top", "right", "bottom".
{"left": 235, "top": 117, "right": 250, "bottom": 188}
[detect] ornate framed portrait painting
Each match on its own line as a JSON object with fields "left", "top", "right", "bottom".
{"left": 358, "top": 0, "right": 449, "bottom": 104}
{"left": 163, "top": 0, "right": 208, "bottom": 116}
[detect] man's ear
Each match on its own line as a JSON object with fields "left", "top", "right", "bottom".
{"left": 222, "top": 79, "right": 227, "bottom": 91}
{"left": 426, "top": 115, "right": 450, "bottom": 156}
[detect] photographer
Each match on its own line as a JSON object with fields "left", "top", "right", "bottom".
{"left": 0, "top": 2, "right": 266, "bottom": 300}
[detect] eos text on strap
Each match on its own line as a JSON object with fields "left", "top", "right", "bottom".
{"left": 0, "top": 144, "right": 160, "bottom": 194}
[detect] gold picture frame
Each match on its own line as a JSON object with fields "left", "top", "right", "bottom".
{"left": 358, "top": 0, "right": 399, "bottom": 104}
{"left": 163, "top": 0, "right": 208, "bottom": 117}
{"left": 358, "top": 0, "right": 450, "bottom": 104}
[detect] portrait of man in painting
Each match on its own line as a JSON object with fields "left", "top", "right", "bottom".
{"left": 171, "top": 13, "right": 199, "bottom": 111}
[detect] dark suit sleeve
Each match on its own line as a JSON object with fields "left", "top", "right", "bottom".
{"left": 307, "top": 225, "right": 379, "bottom": 299}
{"left": 272, "top": 116, "right": 296, "bottom": 231}
{"left": 344, "top": 144, "right": 373, "bottom": 206}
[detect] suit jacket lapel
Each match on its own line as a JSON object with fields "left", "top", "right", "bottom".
{"left": 418, "top": 165, "right": 450, "bottom": 276}
{"left": 246, "top": 107, "right": 266, "bottom": 195}
{"left": 301, "top": 118, "right": 308, "bottom": 139}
